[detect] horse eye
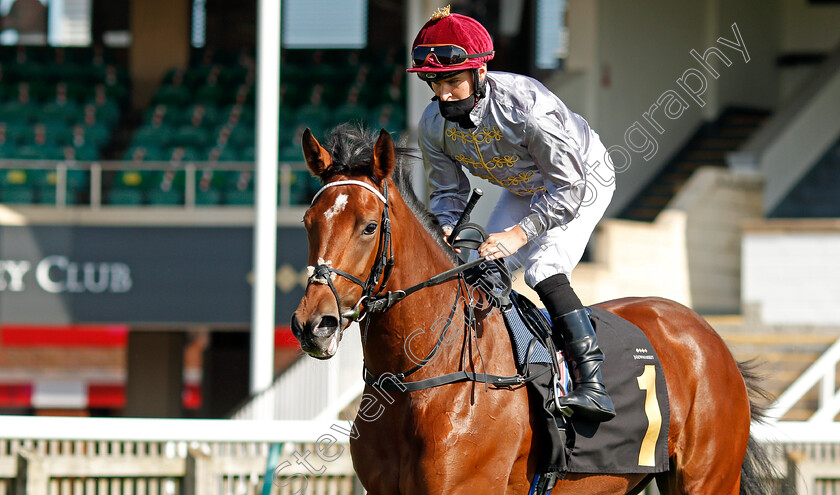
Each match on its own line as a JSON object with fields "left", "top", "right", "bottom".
{"left": 363, "top": 223, "right": 378, "bottom": 235}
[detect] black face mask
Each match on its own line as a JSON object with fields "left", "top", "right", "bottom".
{"left": 438, "top": 95, "right": 477, "bottom": 128}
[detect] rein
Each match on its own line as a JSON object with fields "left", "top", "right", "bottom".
{"left": 307, "top": 178, "right": 538, "bottom": 392}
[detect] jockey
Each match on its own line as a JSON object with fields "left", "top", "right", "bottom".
{"left": 408, "top": 6, "right": 617, "bottom": 422}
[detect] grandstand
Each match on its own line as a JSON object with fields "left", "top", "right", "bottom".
{"left": 0, "top": 0, "right": 838, "bottom": 493}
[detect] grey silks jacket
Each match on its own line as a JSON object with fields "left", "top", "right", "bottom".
{"left": 418, "top": 71, "right": 609, "bottom": 240}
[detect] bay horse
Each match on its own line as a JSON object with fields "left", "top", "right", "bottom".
{"left": 291, "top": 125, "right": 777, "bottom": 495}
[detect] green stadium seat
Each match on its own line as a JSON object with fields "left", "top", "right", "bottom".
{"left": 332, "top": 103, "right": 368, "bottom": 127}
{"left": 24, "top": 123, "right": 72, "bottom": 147}
{"left": 82, "top": 100, "right": 120, "bottom": 129}
{"left": 225, "top": 125, "right": 255, "bottom": 149}
{"left": 0, "top": 186, "right": 35, "bottom": 204}
{"left": 123, "top": 145, "right": 165, "bottom": 162}
{"left": 63, "top": 145, "right": 99, "bottom": 161}
{"left": 220, "top": 66, "right": 249, "bottom": 89}
{"left": 369, "top": 104, "right": 406, "bottom": 134}
{"left": 153, "top": 84, "right": 191, "bottom": 107}
{"left": 132, "top": 124, "right": 174, "bottom": 149}
{"left": 52, "top": 64, "right": 89, "bottom": 85}
{"left": 7, "top": 80, "right": 51, "bottom": 102}
{"left": 281, "top": 65, "right": 308, "bottom": 85}
{"left": 40, "top": 101, "right": 83, "bottom": 125}
{"left": 180, "top": 104, "right": 221, "bottom": 128}
{"left": 295, "top": 104, "right": 331, "bottom": 129}
{"left": 142, "top": 104, "right": 180, "bottom": 128}
{"left": 15, "top": 144, "right": 63, "bottom": 160}
{"left": 0, "top": 122, "right": 28, "bottom": 145}
{"left": 37, "top": 185, "right": 84, "bottom": 206}
{"left": 206, "top": 146, "right": 240, "bottom": 162}
{"left": 224, "top": 170, "right": 253, "bottom": 190}
{"left": 170, "top": 126, "right": 211, "bottom": 149}
{"left": 26, "top": 169, "right": 55, "bottom": 187}
{"left": 1, "top": 101, "right": 35, "bottom": 123}
{"left": 1, "top": 168, "right": 29, "bottom": 186}
{"left": 378, "top": 83, "right": 406, "bottom": 107}
{"left": 289, "top": 169, "right": 321, "bottom": 205}
{"left": 79, "top": 123, "right": 110, "bottom": 149}
{"left": 0, "top": 143, "right": 17, "bottom": 158}
{"left": 113, "top": 170, "right": 148, "bottom": 189}
{"left": 196, "top": 188, "right": 222, "bottom": 206}
{"left": 160, "top": 67, "right": 188, "bottom": 86}
{"left": 239, "top": 146, "right": 255, "bottom": 162}
{"left": 195, "top": 84, "right": 227, "bottom": 106}
{"left": 221, "top": 104, "right": 256, "bottom": 127}
{"left": 164, "top": 146, "right": 201, "bottom": 162}
{"left": 106, "top": 188, "right": 144, "bottom": 206}
{"left": 224, "top": 188, "right": 254, "bottom": 205}
{"left": 279, "top": 145, "right": 303, "bottom": 163}
{"left": 286, "top": 123, "right": 324, "bottom": 150}
{"left": 279, "top": 84, "right": 303, "bottom": 109}
{"left": 147, "top": 188, "right": 183, "bottom": 206}
{"left": 195, "top": 167, "right": 229, "bottom": 190}
{"left": 64, "top": 81, "right": 93, "bottom": 102}
{"left": 184, "top": 65, "right": 216, "bottom": 88}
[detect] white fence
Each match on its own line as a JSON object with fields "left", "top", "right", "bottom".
{"left": 750, "top": 336, "right": 840, "bottom": 495}
{"left": 0, "top": 418, "right": 358, "bottom": 495}
{"left": 0, "top": 159, "right": 308, "bottom": 210}
{"left": 232, "top": 325, "right": 365, "bottom": 422}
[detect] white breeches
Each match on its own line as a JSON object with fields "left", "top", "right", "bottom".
{"left": 486, "top": 140, "right": 615, "bottom": 288}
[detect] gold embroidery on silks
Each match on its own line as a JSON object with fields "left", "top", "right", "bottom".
{"left": 446, "top": 126, "right": 503, "bottom": 145}
{"left": 513, "top": 186, "right": 547, "bottom": 196}
{"left": 454, "top": 154, "right": 519, "bottom": 171}
{"left": 472, "top": 171, "right": 545, "bottom": 195}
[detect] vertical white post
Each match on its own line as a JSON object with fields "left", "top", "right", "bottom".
{"left": 251, "top": 0, "right": 281, "bottom": 395}
{"left": 406, "top": 0, "right": 436, "bottom": 202}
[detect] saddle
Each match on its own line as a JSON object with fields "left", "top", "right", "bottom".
{"left": 453, "top": 225, "right": 670, "bottom": 492}
{"left": 464, "top": 267, "right": 671, "bottom": 493}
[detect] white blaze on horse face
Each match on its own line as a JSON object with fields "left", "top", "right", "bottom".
{"left": 324, "top": 193, "right": 349, "bottom": 220}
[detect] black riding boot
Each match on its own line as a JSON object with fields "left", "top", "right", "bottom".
{"left": 535, "top": 274, "right": 616, "bottom": 422}
{"left": 552, "top": 308, "right": 616, "bottom": 422}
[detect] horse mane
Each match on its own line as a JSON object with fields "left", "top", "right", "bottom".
{"left": 321, "top": 123, "right": 458, "bottom": 263}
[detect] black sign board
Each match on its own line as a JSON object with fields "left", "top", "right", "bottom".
{"left": 0, "top": 226, "right": 309, "bottom": 325}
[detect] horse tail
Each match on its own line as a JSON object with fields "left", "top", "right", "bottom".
{"left": 738, "top": 360, "right": 789, "bottom": 495}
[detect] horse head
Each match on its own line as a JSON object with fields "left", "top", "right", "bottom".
{"left": 291, "top": 127, "right": 396, "bottom": 359}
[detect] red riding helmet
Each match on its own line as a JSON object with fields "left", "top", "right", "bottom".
{"left": 407, "top": 6, "right": 494, "bottom": 81}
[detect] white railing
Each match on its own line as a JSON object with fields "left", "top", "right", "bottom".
{"left": 767, "top": 337, "right": 840, "bottom": 423}
{"left": 727, "top": 41, "right": 840, "bottom": 213}
{"left": 0, "top": 417, "right": 357, "bottom": 495}
{"left": 0, "top": 159, "right": 308, "bottom": 209}
{"left": 749, "top": 337, "right": 840, "bottom": 494}
{"left": 232, "top": 324, "right": 365, "bottom": 421}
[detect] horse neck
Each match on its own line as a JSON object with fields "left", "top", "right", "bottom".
{"left": 362, "top": 183, "right": 465, "bottom": 375}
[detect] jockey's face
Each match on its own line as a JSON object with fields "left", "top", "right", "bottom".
{"left": 431, "top": 66, "right": 486, "bottom": 101}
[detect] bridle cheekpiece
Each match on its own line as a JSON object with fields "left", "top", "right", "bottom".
{"left": 306, "top": 179, "right": 396, "bottom": 324}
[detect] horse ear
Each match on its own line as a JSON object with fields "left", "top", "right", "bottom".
{"left": 301, "top": 128, "right": 332, "bottom": 177}
{"left": 371, "top": 129, "right": 395, "bottom": 182}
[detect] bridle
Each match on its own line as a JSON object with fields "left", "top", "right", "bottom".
{"left": 306, "top": 177, "right": 510, "bottom": 323}
{"left": 306, "top": 178, "right": 396, "bottom": 324}
{"left": 306, "top": 177, "right": 537, "bottom": 392}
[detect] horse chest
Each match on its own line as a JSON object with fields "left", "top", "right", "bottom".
{"left": 351, "top": 387, "right": 531, "bottom": 493}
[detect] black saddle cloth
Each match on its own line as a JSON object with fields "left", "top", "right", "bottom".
{"left": 502, "top": 293, "right": 671, "bottom": 475}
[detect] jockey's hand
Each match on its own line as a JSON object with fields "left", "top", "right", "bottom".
{"left": 480, "top": 226, "right": 528, "bottom": 261}
{"left": 441, "top": 226, "right": 462, "bottom": 254}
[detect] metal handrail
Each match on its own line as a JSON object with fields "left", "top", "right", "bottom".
{"left": 0, "top": 158, "right": 310, "bottom": 209}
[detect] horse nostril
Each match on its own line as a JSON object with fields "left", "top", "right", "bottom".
{"left": 313, "top": 315, "right": 339, "bottom": 337}
{"left": 291, "top": 315, "right": 304, "bottom": 338}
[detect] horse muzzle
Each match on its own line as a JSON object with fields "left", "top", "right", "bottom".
{"left": 290, "top": 312, "right": 342, "bottom": 360}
